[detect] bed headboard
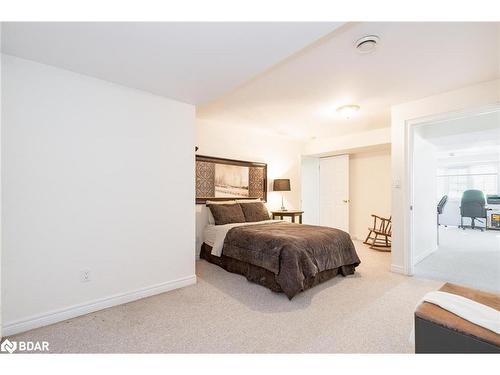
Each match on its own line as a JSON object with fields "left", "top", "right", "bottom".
{"left": 195, "top": 155, "right": 267, "bottom": 204}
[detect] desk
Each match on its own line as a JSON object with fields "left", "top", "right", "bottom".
{"left": 439, "top": 200, "right": 500, "bottom": 230}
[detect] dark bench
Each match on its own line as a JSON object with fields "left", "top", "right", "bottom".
{"left": 415, "top": 283, "right": 500, "bottom": 353}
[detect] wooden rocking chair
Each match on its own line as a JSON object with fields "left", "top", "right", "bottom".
{"left": 363, "top": 214, "right": 392, "bottom": 251}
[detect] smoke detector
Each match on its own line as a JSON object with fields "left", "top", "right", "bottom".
{"left": 355, "top": 35, "right": 380, "bottom": 54}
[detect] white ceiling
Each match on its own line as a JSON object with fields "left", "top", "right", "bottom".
{"left": 418, "top": 111, "right": 500, "bottom": 165}
{"left": 198, "top": 22, "right": 500, "bottom": 139}
{"left": 419, "top": 111, "right": 500, "bottom": 148}
{"left": 1, "top": 22, "right": 342, "bottom": 104}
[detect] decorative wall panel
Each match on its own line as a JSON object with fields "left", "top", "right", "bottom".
{"left": 196, "top": 155, "right": 267, "bottom": 204}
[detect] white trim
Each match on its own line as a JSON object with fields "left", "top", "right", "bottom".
{"left": 413, "top": 246, "right": 438, "bottom": 265}
{"left": 390, "top": 264, "right": 405, "bottom": 274}
{"left": 2, "top": 275, "right": 197, "bottom": 336}
{"left": 404, "top": 103, "right": 500, "bottom": 276}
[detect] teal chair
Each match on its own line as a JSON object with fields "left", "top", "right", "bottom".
{"left": 460, "top": 190, "right": 487, "bottom": 231}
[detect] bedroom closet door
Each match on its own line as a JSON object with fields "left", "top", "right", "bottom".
{"left": 319, "top": 155, "right": 349, "bottom": 232}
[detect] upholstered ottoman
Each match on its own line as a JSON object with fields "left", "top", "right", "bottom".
{"left": 415, "top": 283, "right": 500, "bottom": 353}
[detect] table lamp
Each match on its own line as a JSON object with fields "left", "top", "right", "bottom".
{"left": 273, "top": 179, "right": 291, "bottom": 211}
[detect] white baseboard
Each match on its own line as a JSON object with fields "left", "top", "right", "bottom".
{"left": 3, "top": 274, "right": 197, "bottom": 336}
{"left": 413, "top": 247, "right": 438, "bottom": 265}
{"left": 390, "top": 264, "right": 405, "bottom": 274}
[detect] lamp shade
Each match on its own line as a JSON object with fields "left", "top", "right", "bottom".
{"left": 273, "top": 179, "right": 291, "bottom": 192}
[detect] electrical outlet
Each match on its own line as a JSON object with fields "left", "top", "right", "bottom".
{"left": 81, "top": 269, "right": 91, "bottom": 283}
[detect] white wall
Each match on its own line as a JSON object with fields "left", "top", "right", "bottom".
{"left": 412, "top": 131, "right": 438, "bottom": 264}
{"left": 195, "top": 119, "right": 305, "bottom": 254}
{"left": 391, "top": 79, "right": 500, "bottom": 274}
{"left": 349, "top": 148, "right": 392, "bottom": 241}
{"left": 300, "top": 156, "right": 320, "bottom": 225}
{"left": 1, "top": 55, "right": 196, "bottom": 334}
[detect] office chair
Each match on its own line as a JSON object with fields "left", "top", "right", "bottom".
{"left": 460, "top": 190, "right": 487, "bottom": 231}
{"left": 437, "top": 195, "right": 448, "bottom": 244}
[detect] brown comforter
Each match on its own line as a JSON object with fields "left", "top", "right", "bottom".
{"left": 222, "top": 221, "right": 360, "bottom": 299}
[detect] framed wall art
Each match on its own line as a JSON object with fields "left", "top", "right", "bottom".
{"left": 195, "top": 155, "right": 267, "bottom": 204}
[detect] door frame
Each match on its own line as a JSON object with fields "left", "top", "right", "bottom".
{"left": 405, "top": 103, "right": 500, "bottom": 275}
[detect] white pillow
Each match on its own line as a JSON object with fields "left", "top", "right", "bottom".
{"left": 206, "top": 200, "right": 237, "bottom": 225}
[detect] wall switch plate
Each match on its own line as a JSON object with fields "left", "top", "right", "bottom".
{"left": 81, "top": 269, "right": 91, "bottom": 282}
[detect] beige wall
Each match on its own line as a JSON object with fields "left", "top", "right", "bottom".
{"left": 349, "top": 148, "right": 392, "bottom": 241}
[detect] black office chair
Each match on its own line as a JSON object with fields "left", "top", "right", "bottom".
{"left": 460, "top": 190, "right": 487, "bottom": 231}
{"left": 437, "top": 195, "right": 448, "bottom": 216}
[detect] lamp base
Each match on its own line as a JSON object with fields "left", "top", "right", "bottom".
{"left": 280, "top": 194, "right": 287, "bottom": 211}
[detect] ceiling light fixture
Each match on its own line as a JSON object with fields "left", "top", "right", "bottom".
{"left": 336, "top": 104, "right": 360, "bottom": 119}
{"left": 355, "top": 35, "right": 380, "bottom": 54}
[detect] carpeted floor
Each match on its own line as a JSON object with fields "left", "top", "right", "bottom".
{"left": 7, "top": 241, "right": 442, "bottom": 353}
{"left": 414, "top": 227, "right": 500, "bottom": 293}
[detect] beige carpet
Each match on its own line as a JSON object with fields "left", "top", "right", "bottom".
{"left": 8, "top": 241, "right": 442, "bottom": 353}
{"left": 414, "top": 227, "right": 500, "bottom": 293}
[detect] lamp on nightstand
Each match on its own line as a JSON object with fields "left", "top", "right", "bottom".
{"left": 273, "top": 179, "right": 291, "bottom": 211}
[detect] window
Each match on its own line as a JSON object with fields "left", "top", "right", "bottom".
{"left": 437, "top": 163, "right": 498, "bottom": 200}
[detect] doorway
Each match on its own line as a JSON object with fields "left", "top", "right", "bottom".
{"left": 301, "top": 148, "right": 392, "bottom": 239}
{"left": 300, "top": 154, "right": 350, "bottom": 231}
{"left": 409, "top": 108, "right": 500, "bottom": 291}
{"left": 319, "top": 155, "right": 350, "bottom": 232}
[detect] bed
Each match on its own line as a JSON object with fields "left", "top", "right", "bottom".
{"left": 201, "top": 213, "right": 361, "bottom": 299}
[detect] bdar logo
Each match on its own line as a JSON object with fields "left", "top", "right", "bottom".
{"left": 1, "top": 339, "right": 17, "bottom": 354}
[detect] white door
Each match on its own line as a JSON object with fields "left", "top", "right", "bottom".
{"left": 319, "top": 155, "right": 349, "bottom": 231}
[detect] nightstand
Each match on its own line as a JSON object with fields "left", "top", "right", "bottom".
{"left": 271, "top": 210, "right": 304, "bottom": 224}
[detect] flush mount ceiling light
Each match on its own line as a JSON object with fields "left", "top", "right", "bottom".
{"left": 336, "top": 104, "right": 360, "bottom": 119}
{"left": 355, "top": 35, "right": 380, "bottom": 54}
